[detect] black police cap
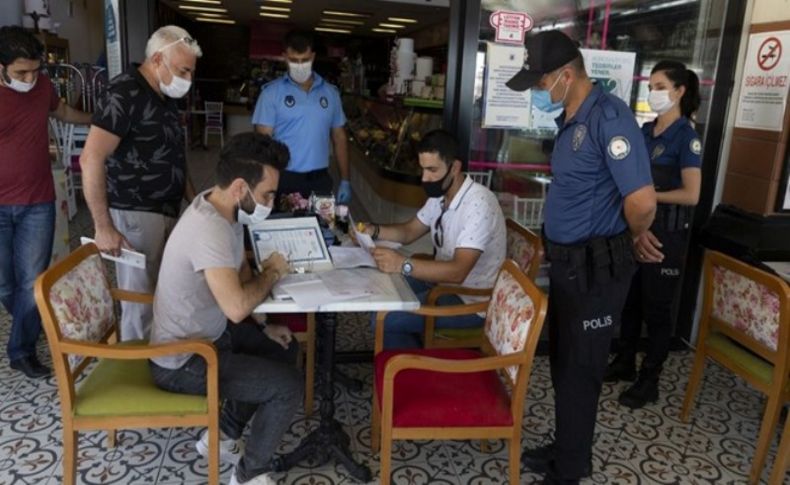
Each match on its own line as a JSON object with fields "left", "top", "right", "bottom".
{"left": 506, "top": 30, "right": 581, "bottom": 92}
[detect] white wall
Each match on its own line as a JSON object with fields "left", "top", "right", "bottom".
{"left": 0, "top": 0, "right": 23, "bottom": 26}
{"left": 751, "top": 0, "right": 790, "bottom": 23}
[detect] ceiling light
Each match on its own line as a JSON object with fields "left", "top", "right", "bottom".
{"left": 378, "top": 23, "right": 406, "bottom": 29}
{"left": 263, "top": 0, "right": 292, "bottom": 3}
{"left": 195, "top": 17, "right": 235, "bottom": 24}
{"left": 315, "top": 27, "right": 352, "bottom": 34}
{"left": 192, "top": 12, "right": 225, "bottom": 17}
{"left": 319, "top": 18, "right": 365, "bottom": 26}
{"left": 181, "top": 0, "right": 222, "bottom": 4}
{"left": 388, "top": 17, "right": 417, "bottom": 23}
{"left": 323, "top": 10, "right": 369, "bottom": 18}
{"left": 260, "top": 5, "right": 290, "bottom": 12}
{"left": 178, "top": 5, "right": 227, "bottom": 13}
{"left": 372, "top": 28, "right": 397, "bottom": 33}
{"left": 260, "top": 12, "right": 289, "bottom": 19}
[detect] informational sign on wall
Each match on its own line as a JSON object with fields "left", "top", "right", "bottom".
{"left": 580, "top": 48, "right": 637, "bottom": 104}
{"left": 489, "top": 10, "right": 533, "bottom": 45}
{"left": 483, "top": 42, "right": 532, "bottom": 128}
{"left": 735, "top": 30, "right": 790, "bottom": 131}
{"left": 104, "top": 0, "right": 122, "bottom": 80}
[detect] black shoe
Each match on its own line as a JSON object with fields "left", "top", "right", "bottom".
{"left": 540, "top": 460, "right": 581, "bottom": 485}
{"left": 523, "top": 444, "right": 591, "bottom": 477}
{"left": 522, "top": 442, "right": 554, "bottom": 473}
{"left": 604, "top": 353, "right": 637, "bottom": 383}
{"left": 618, "top": 376, "right": 659, "bottom": 409}
{"left": 10, "top": 355, "right": 51, "bottom": 379}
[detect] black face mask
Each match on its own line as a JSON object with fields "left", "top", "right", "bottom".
{"left": 422, "top": 166, "right": 453, "bottom": 198}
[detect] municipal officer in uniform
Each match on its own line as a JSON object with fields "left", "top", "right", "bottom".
{"left": 252, "top": 30, "right": 351, "bottom": 207}
{"left": 606, "top": 61, "right": 702, "bottom": 409}
{"left": 507, "top": 31, "right": 656, "bottom": 484}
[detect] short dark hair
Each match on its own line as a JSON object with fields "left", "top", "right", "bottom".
{"left": 284, "top": 30, "right": 314, "bottom": 53}
{"left": 0, "top": 26, "right": 44, "bottom": 65}
{"left": 215, "top": 132, "right": 290, "bottom": 189}
{"left": 416, "top": 129, "right": 461, "bottom": 166}
{"left": 568, "top": 55, "right": 586, "bottom": 74}
{"left": 652, "top": 60, "right": 701, "bottom": 119}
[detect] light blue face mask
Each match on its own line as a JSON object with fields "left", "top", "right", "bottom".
{"left": 532, "top": 72, "right": 568, "bottom": 113}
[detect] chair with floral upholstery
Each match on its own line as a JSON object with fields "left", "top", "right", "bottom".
{"left": 681, "top": 250, "right": 790, "bottom": 485}
{"left": 370, "top": 260, "right": 548, "bottom": 485}
{"left": 34, "top": 243, "right": 220, "bottom": 485}
{"left": 425, "top": 218, "right": 544, "bottom": 349}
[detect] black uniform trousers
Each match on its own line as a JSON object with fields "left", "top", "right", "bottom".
{"left": 276, "top": 168, "right": 334, "bottom": 203}
{"left": 619, "top": 226, "right": 687, "bottom": 369}
{"left": 547, "top": 232, "right": 637, "bottom": 479}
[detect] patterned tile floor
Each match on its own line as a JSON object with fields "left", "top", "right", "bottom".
{"left": 3, "top": 148, "right": 786, "bottom": 484}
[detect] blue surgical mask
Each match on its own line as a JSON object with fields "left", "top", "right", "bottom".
{"left": 532, "top": 72, "right": 568, "bottom": 113}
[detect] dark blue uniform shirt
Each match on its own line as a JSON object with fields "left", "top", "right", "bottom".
{"left": 642, "top": 116, "right": 701, "bottom": 191}
{"left": 544, "top": 85, "right": 653, "bottom": 245}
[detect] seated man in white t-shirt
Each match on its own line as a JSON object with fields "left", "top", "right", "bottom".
{"left": 149, "top": 133, "right": 301, "bottom": 485}
{"left": 360, "top": 129, "right": 506, "bottom": 348}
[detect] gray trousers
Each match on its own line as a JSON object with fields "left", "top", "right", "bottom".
{"left": 149, "top": 321, "right": 303, "bottom": 482}
{"left": 110, "top": 208, "right": 176, "bottom": 341}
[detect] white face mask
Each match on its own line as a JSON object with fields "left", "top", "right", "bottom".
{"left": 648, "top": 89, "right": 675, "bottom": 115}
{"left": 157, "top": 58, "right": 191, "bottom": 99}
{"left": 288, "top": 60, "right": 313, "bottom": 84}
{"left": 2, "top": 68, "right": 36, "bottom": 93}
{"left": 237, "top": 186, "right": 272, "bottom": 226}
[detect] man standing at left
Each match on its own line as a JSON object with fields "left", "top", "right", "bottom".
{"left": 0, "top": 26, "right": 91, "bottom": 378}
{"left": 82, "top": 25, "right": 200, "bottom": 341}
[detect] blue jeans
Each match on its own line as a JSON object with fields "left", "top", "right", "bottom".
{"left": 371, "top": 275, "right": 485, "bottom": 349}
{"left": 0, "top": 202, "right": 55, "bottom": 360}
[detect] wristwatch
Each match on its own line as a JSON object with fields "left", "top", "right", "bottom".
{"left": 401, "top": 257, "right": 413, "bottom": 276}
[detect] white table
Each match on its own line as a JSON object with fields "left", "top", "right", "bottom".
{"left": 763, "top": 262, "right": 790, "bottom": 283}
{"left": 254, "top": 268, "right": 419, "bottom": 481}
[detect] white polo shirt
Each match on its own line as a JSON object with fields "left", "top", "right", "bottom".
{"left": 416, "top": 175, "right": 506, "bottom": 303}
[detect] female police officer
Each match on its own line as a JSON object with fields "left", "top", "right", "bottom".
{"left": 606, "top": 61, "right": 702, "bottom": 409}
{"left": 507, "top": 31, "right": 656, "bottom": 484}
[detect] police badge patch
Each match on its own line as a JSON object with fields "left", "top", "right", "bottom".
{"left": 284, "top": 95, "right": 295, "bottom": 108}
{"left": 607, "top": 136, "right": 630, "bottom": 160}
{"left": 320, "top": 96, "right": 329, "bottom": 109}
{"left": 651, "top": 144, "right": 665, "bottom": 160}
{"left": 572, "top": 125, "right": 587, "bottom": 151}
{"left": 690, "top": 138, "right": 701, "bottom": 155}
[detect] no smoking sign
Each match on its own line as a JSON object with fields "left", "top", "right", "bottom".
{"left": 758, "top": 36, "right": 782, "bottom": 71}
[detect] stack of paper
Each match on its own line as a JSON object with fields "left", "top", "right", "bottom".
{"left": 329, "top": 246, "right": 376, "bottom": 269}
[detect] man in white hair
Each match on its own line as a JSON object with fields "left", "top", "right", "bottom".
{"left": 81, "top": 25, "right": 201, "bottom": 341}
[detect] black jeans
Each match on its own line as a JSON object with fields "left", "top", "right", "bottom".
{"left": 619, "top": 227, "right": 688, "bottom": 368}
{"left": 277, "top": 169, "right": 333, "bottom": 201}
{"left": 547, "top": 235, "right": 636, "bottom": 479}
{"left": 150, "top": 321, "right": 303, "bottom": 482}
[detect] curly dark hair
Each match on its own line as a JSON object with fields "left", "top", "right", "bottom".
{"left": 215, "top": 132, "right": 290, "bottom": 189}
{"left": 0, "top": 26, "right": 44, "bottom": 65}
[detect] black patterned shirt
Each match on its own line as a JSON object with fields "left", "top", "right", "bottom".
{"left": 92, "top": 66, "right": 185, "bottom": 217}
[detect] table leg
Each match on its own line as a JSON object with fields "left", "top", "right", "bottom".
{"left": 280, "top": 312, "right": 372, "bottom": 482}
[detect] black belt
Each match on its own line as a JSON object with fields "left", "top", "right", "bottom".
{"left": 285, "top": 168, "right": 329, "bottom": 181}
{"left": 544, "top": 231, "right": 635, "bottom": 292}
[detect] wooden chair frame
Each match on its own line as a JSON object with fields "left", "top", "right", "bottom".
{"left": 292, "top": 313, "right": 317, "bottom": 416}
{"left": 423, "top": 219, "right": 544, "bottom": 349}
{"left": 370, "top": 260, "right": 549, "bottom": 485}
{"left": 34, "top": 244, "right": 220, "bottom": 485}
{"left": 681, "top": 250, "right": 790, "bottom": 485}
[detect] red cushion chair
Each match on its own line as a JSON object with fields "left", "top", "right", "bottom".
{"left": 371, "top": 260, "right": 548, "bottom": 485}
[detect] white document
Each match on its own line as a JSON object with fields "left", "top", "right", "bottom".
{"left": 271, "top": 273, "right": 320, "bottom": 300}
{"left": 483, "top": 42, "right": 532, "bottom": 129}
{"left": 348, "top": 214, "right": 375, "bottom": 251}
{"left": 248, "top": 217, "right": 333, "bottom": 272}
{"left": 80, "top": 237, "right": 146, "bottom": 269}
{"left": 329, "top": 246, "right": 376, "bottom": 269}
{"left": 283, "top": 278, "right": 369, "bottom": 309}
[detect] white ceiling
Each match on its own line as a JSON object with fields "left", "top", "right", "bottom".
{"left": 166, "top": 0, "right": 450, "bottom": 36}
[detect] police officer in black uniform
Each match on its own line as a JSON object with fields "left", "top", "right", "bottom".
{"left": 506, "top": 31, "right": 656, "bottom": 484}
{"left": 606, "top": 61, "right": 702, "bottom": 409}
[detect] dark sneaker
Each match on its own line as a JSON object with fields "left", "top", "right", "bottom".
{"left": 522, "top": 442, "right": 554, "bottom": 473}
{"left": 10, "top": 355, "right": 50, "bottom": 378}
{"left": 540, "top": 460, "right": 582, "bottom": 484}
{"left": 604, "top": 353, "right": 637, "bottom": 383}
{"left": 618, "top": 377, "right": 659, "bottom": 409}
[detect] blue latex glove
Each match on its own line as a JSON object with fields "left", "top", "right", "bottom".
{"left": 337, "top": 179, "right": 352, "bottom": 204}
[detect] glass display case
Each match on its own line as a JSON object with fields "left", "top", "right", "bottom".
{"left": 343, "top": 94, "right": 443, "bottom": 183}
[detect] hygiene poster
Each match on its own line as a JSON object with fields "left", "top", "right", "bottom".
{"left": 483, "top": 42, "right": 532, "bottom": 129}
{"left": 735, "top": 30, "right": 790, "bottom": 131}
{"left": 104, "top": 0, "right": 122, "bottom": 79}
{"left": 580, "top": 48, "right": 637, "bottom": 104}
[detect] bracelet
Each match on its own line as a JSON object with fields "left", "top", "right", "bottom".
{"left": 372, "top": 224, "right": 380, "bottom": 241}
